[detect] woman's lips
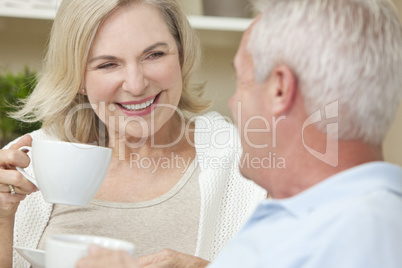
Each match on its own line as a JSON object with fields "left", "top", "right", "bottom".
{"left": 116, "top": 92, "right": 161, "bottom": 117}
{"left": 119, "top": 97, "right": 156, "bottom": 111}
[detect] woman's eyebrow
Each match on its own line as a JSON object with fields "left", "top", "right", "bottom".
{"left": 88, "top": 42, "right": 169, "bottom": 64}
{"left": 88, "top": 55, "right": 117, "bottom": 64}
{"left": 143, "top": 42, "right": 169, "bottom": 54}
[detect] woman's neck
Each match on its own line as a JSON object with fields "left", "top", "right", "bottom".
{"left": 108, "top": 114, "right": 194, "bottom": 160}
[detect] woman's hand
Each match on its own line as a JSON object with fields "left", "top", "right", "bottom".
{"left": 136, "top": 249, "right": 210, "bottom": 268}
{"left": 0, "top": 135, "right": 38, "bottom": 220}
{"left": 76, "top": 245, "right": 139, "bottom": 268}
{"left": 76, "top": 246, "right": 210, "bottom": 268}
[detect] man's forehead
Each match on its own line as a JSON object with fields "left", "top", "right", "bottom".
{"left": 233, "top": 15, "right": 262, "bottom": 71}
{"left": 240, "top": 14, "right": 262, "bottom": 54}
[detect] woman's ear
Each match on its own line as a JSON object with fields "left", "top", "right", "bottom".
{"left": 80, "top": 88, "right": 87, "bottom": 95}
{"left": 267, "top": 65, "right": 297, "bottom": 116}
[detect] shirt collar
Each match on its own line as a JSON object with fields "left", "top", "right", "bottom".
{"left": 262, "top": 162, "right": 402, "bottom": 218}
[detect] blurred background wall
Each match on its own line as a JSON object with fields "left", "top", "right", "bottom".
{"left": 0, "top": 0, "right": 402, "bottom": 165}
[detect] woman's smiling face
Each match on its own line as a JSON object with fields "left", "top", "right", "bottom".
{"left": 85, "top": 3, "right": 183, "bottom": 142}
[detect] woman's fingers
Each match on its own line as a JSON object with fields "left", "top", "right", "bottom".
{"left": 0, "top": 134, "right": 37, "bottom": 192}
{"left": 0, "top": 135, "right": 35, "bottom": 219}
{"left": 77, "top": 246, "right": 138, "bottom": 268}
{"left": 0, "top": 134, "right": 32, "bottom": 168}
{"left": 0, "top": 147, "right": 30, "bottom": 170}
{"left": 0, "top": 192, "right": 26, "bottom": 205}
{"left": 8, "top": 135, "right": 32, "bottom": 150}
{"left": 0, "top": 169, "right": 38, "bottom": 193}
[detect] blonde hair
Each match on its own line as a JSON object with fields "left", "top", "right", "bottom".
{"left": 11, "top": 0, "right": 209, "bottom": 144}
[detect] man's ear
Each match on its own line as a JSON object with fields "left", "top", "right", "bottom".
{"left": 266, "top": 65, "right": 297, "bottom": 116}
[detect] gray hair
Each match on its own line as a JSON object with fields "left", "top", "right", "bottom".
{"left": 249, "top": 0, "right": 402, "bottom": 145}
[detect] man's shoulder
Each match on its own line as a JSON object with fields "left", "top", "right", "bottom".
{"left": 305, "top": 162, "right": 402, "bottom": 230}
{"left": 337, "top": 188, "right": 402, "bottom": 227}
{"left": 305, "top": 190, "right": 402, "bottom": 266}
{"left": 306, "top": 187, "right": 402, "bottom": 244}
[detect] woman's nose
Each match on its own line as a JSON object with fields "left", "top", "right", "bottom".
{"left": 121, "top": 64, "right": 149, "bottom": 95}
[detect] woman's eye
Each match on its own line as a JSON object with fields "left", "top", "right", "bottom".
{"left": 147, "top": 52, "right": 165, "bottom": 60}
{"left": 97, "top": 63, "right": 116, "bottom": 69}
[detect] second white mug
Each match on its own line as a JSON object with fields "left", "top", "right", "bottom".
{"left": 46, "top": 234, "right": 135, "bottom": 268}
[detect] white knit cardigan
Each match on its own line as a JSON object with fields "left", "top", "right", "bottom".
{"left": 9, "top": 111, "right": 266, "bottom": 267}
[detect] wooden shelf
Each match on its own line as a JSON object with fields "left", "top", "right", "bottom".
{"left": 0, "top": 7, "right": 251, "bottom": 32}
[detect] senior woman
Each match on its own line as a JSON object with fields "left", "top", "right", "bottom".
{"left": 0, "top": 0, "right": 266, "bottom": 267}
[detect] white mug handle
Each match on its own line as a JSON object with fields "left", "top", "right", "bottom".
{"left": 15, "top": 146, "right": 39, "bottom": 188}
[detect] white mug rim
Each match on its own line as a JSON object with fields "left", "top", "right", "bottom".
{"left": 31, "top": 140, "right": 111, "bottom": 151}
{"left": 48, "top": 234, "right": 135, "bottom": 251}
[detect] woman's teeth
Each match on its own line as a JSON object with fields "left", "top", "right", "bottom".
{"left": 120, "top": 97, "right": 155, "bottom": 111}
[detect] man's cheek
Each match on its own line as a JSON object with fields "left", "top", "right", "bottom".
{"left": 228, "top": 93, "right": 238, "bottom": 123}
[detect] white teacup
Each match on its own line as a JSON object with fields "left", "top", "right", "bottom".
{"left": 16, "top": 140, "right": 112, "bottom": 206}
{"left": 46, "top": 234, "right": 135, "bottom": 268}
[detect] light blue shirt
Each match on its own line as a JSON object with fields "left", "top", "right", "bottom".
{"left": 209, "top": 162, "right": 402, "bottom": 268}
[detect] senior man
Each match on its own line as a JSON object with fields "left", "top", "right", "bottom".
{"left": 78, "top": 0, "right": 402, "bottom": 267}
{"left": 210, "top": 0, "right": 402, "bottom": 267}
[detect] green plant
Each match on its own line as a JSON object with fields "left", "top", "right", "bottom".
{"left": 0, "top": 67, "right": 42, "bottom": 148}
